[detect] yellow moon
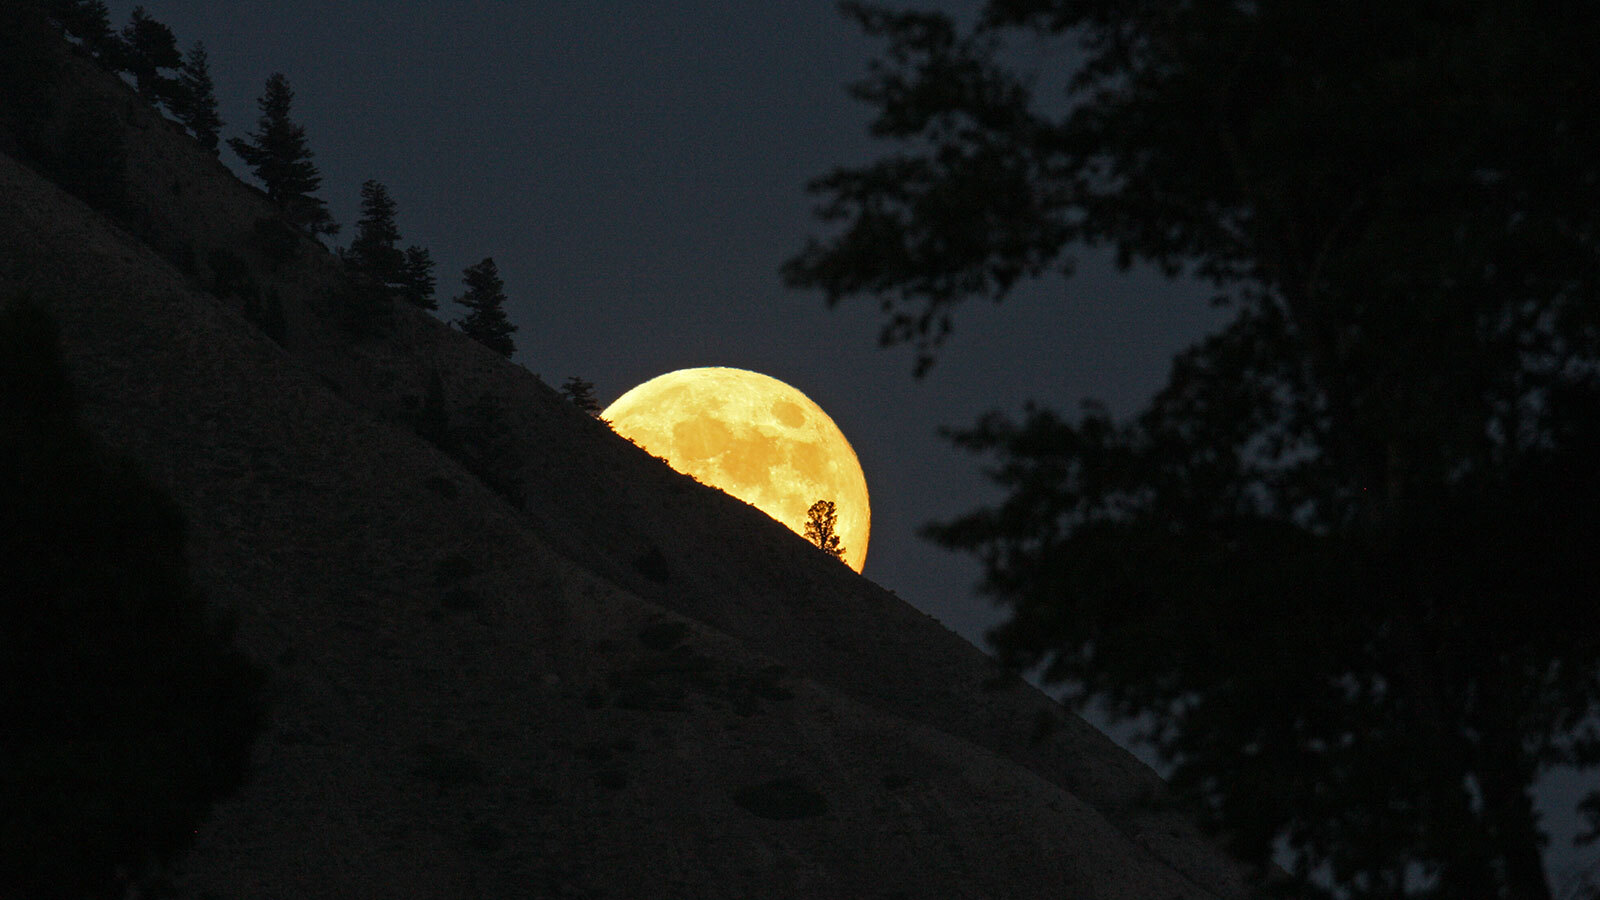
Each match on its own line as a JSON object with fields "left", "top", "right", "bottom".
{"left": 603, "top": 367, "right": 870, "bottom": 572}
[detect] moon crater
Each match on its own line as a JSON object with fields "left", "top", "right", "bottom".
{"left": 772, "top": 401, "right": 806, "bottom": 428}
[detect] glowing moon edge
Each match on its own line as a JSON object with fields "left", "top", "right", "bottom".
{"left": 602, "top": 367, "right": 870, "bottom": 572}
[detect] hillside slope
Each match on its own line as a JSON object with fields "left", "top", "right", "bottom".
{"left": 0, "top": 32, "right": 1260, "bottom": 900}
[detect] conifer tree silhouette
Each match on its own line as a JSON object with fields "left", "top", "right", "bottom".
{"left": 401, "top": 245, "right": 437, "bottom": 310}
{"left": 45, "top": 0, "right": 122, "bottom": 66}
{"left": 228, "top": 73, "right": 336, "bottom": 237}
{"left": 804, "top": 500, "right": 844, "bottom": 561}
{"left": 342, "top": 181, "right": 437, "bottom": 313}
{"left": 119, "top": 6, "right": 180, "bottom": 106}
{"left": 559, "top": 376, "right": 601, "bottom": 416}
{"left": 453, "top": 257, "right": 517, "bottom": 357}
{"left": 173, "top": 40, "right": 221, "bottom": 153}
{"left": 345, "top": 180, "right": 404, "bottom": 289}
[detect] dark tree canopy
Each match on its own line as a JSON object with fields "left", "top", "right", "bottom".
{"left": 453, "top": 257, "right": 517, "bottom": 357}
{"left": 44, "top": 0, "right": 123, "bottom": 65}
{"left": 345, "top": 179, "right": 404, "bottom": 286}
{"left": 791, "top": 2, "right": 1600, "bottom": 898}
{"left": 401, "top": 244, "right": 437, "bottom": 310}
{"left": 118, "top": 6, "right": 180, "bottom": 106}
{"left": 342, "top": 181, "right": 437, "bottom": 313}
{"left": 228, "top": 73, "right": 337, "bottom": 237}
{"left": 804, "top": 499, "right": 845, "bottom": 561}
{"left": 559, "top": 376, "right": 601, "bottom": 416}
{"left": 172, "top": 40, "right": 221, "bottom": 153}
{"left": 0, "top": 297, "right": 266, "bottom": 900}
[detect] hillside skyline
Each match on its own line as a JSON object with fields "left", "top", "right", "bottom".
{"left": 98, "top": 0, "right": 1227, "bottom": 652}
{"left": 14, "top": 2, "right": 1597, "bottom": 893}
{"left": 0, "top": 14, "right": 1265, "bottom": 892}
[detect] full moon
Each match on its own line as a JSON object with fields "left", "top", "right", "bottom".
{"left": 603, "top": 367, "right": 870, "bottom": 572}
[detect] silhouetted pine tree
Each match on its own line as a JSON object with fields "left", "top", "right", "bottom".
{"left": 45, "top": 0, "right": 108, "bottom": 42}
{"left": 343, "top": 182, "right": 437, "bottom": 312}
{"left": 173, "top": 40, "right": 221, "bottom": 153}
{"left": 344, "top": 179, "right": 404, "bottom": 288}
{"left": 228, "top": 73, "right": 337, "bottom": 237}
{"left": 401, "top": 245, "right": 437, "bottom": 310}
{"left": 453, "top": 257, "right": 516, "bottom": 357}
{"left": 804, "top": 500, "right": 845, "bottom": 561}
{"left": 45, "top": 0, "right": 123, "bottom": 66}
{"left": 119, "top": 6, "right": 181, "bottom": 106}
{"left": 560, "top": 376, "right": 601, "bottom": 416}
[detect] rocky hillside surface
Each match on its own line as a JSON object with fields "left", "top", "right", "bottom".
{"left": 0, "top": 33, "right": 1261, "bottom": 899}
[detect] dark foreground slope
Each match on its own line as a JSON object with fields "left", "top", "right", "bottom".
{"left": 0, "top": 36, "right": 1260, "bottom": 900}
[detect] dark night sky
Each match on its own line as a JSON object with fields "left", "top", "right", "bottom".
{"left": 123, "top": 0, "right": 1223, "bottom": 649}
{"left": 102, "top": 0, "right": 1594, "bottom": 887}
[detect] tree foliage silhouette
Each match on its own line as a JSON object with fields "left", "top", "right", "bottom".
{"left": 560, "top": 376, "right": 601, "bottom": 416}
{"left": 790, "top": 3, "right": 1600, "bottom": 898}
{"left": 44, "top": 0, "right": 123, "bottom": 66}
{"left": 172, "top": 40, "right": 221, "bottom": 153}
{"left": 401, "top": 244, "right": 437, "bottom": 310}
{"left": 804, "top": 499, "right": 845, "bottom": 561}
{"left": 453, "top": 257, "right": 517, "bottom": 357}
{"left": 118, "top": 6, "right": 181, "bottom": 106}
{"left": 342, "top": 181, "right": 436, "bottom": 316}
{"left": 345, "top": 179, "right": 404, "bottom": 286}
{"left": 0, "top": 297, "right": 267, "bottom": 900}
{"left": 228, "top": 73, "right": 336, "bottom": 237}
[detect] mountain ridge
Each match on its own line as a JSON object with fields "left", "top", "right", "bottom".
{"left": 1, "top": 28, "right": 1261, "bottom": 898}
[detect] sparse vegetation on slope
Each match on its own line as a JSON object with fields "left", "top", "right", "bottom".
{"left": 228, "top": 73, "right": 336, "bottom": 238}
{"left": 0, "top": 13, "right": 1264, "bottom": 897}
{"left": 453, "top": 256, "right": 517, "bottom": 358}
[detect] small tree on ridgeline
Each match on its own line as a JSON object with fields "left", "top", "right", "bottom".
{"left": 342, "top": 181, "right": 438, "bottom": 315}
{"left": 228, "top": 73, "right": 337, "bottom": 237}
{"left": 401, "top": 245, "right": 437, "bottom": 310}
{"left": 453, "top": 257, "right": 516, "bottom": 357}
{"left": 344, "top": 180, "right": 404, "bottom": 287}
{"left": 804, "top": 500, "right": 845, "bottom": 561}
{"left": 46, "top": 0, "right": 123, "bottom": 66}
{"left": 173, "top": 40, "right": 221, "bottom": 153}
{"left": 119, "top": 6, "right": 181, "bottom": 107}
{"left": 559, "top": 376, "right": 601, "bottom": 416}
